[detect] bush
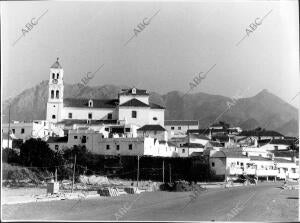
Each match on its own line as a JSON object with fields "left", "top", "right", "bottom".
{"left": 2, "top": 148, "right": 21, "bottom": 164}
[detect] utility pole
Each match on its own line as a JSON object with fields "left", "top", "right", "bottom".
{"left": 162, "top": 160, "right": 165, "bottom": 183}
{"left": 137, "top": 155, "right": 140, "bottom": 188}
{"left": 71, "top": 154, "right": 77, "bottom": 193}
{"left": 7, "top": 104, "right": 11, "bottom": 149}
{"left": 169, "top": 163, "right": 172, "bottom": 183}
{"left": 55, "top": 168, "right": 57, "bottom": 182}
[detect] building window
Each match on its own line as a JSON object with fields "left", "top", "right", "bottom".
{"left": 212, "top": 162, "right": 215, "bottom": 167}
{"left": 116, "top": 145, "right": 120, "bottom": 150}
{"left": 105, "top": 127, "right": 109, "bottom": 131}
{"left": 292, "top": 168, "right": 296, "bottom": 173}
{"left": 21, "top": 128, "right": 25, "bottom": 134}
{"left": 56, "top": 90, "right": 59, "bottom": 99}
{"left": 153, "top": 117, "right": 157, "bottom": 121}
{"left": 82, "top": 136, "right": 86, "bottom": 143}
{"left": 274, "top": 146, "right": 278, "bottom": 150}
{"left": 237, "top": 162, "right": 239, "bottom": 165}
{"left": 125, "top": 128, "right": 131, "bottom": 132}
{"left": 132, "top": 88, "right": 136, "bottom": 94}
{"left": 12, "top": 129, "right": 15, "bottom": 134}
{"left": 107, "top": 113, "right": 112, "bottom": 120}
{"left": 106, "top": 145, "right": 110, "bottom": 150}
{"left": 52, "top": 115, "right": 56, "bottom": 119}
{"left": 55, "top": 145, "right": 59, "bottom": 151}
{"left": 52, "top": 73, "right": 55, "bottom": 79}
{"left": 57, "top": 73, "right": 59, "bottom": 79}
{"left": 74, "top": 136, "right": 78, "bottom": 139}
{"left": 171, "top": 127, "right": 174, "bottom": 130}
{"left": 132, "top": 111, "right": 137, "bottom": 118}
{"left": 51, "top": 90, "right": 54, "bottom": 99}
{"left": 68, "top": 113, "right": 72, "bottom": 119}
{"left": 88, "top": 113, "right": 92, "bottom": 119}
{"left": 88, "top": 100, "right": 93, "bottom": 107}
{"left": 178, "top": 126, "right": 181, "bottom": 130}
{"left": 129, "top": 144, "right": 133, "bottom": 150}
{"left": 182, "top": 149, "right": 185, "bottom": 153}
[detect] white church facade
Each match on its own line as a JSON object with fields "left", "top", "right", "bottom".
{"left": 46, "top": 59, "right": 165, "bottom": 130}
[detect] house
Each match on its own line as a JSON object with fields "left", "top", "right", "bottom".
{"left": 177, "top": 143, "right": 205, "bottom": 157}
{"left": 157, "top": 140, "right": 178, "bottom": 157}
{"left": 137, "top": 124, "right": 167, "bottom": 141}
{"left": 274, "top": 158, "right": 299, "bottom": 180}
{"left": 164, "top": 120, "right": 199, "bottom": 138}
{"left": 2, "top": 120, "right": 63, "bottom": 141}
{"left": 46, "top": 58, "right": 165, "bottom": 128}
{"left": 205, "top": 141, "right": 223, "bottom": 150}
{"left": 208, "top": 149, "right": 250, "bottom": 181}
{"left": 47, "top": 136, "right": 68, "bottom": 151}
{"left": 248, "top": 156, "right": 277, "bottom": 180}
{"left": 258, "top": 139, "right": 292, "bottom": 151}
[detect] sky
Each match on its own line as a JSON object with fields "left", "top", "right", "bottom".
{"left": 1, "top": 0, "right": 299, "bottom": 107}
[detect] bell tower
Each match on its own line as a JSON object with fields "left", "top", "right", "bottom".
{"left": 46, "top": 58, "right": 64, "bottom": 123}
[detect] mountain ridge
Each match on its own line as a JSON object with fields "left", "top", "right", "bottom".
{"left": 2, "top": 81, "right": 299, "bottom": 137}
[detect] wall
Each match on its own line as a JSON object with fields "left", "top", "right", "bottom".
{"left": 165, "top": 124, "right": 198, "bottom": 138}
{"left": 118, "top": 107, "right": 150, "bottom": 127}
{"left": 148, "top": 109, "right": 164, "bottom": 126}
{"left": 62, "top": 107, "right": 115, "bottom": 120}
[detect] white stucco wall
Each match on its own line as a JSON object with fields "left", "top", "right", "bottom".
{"left": 118, "top": 107, "right": 150, "bottom": 127}
{"left": 62, "top": 107, "right": 116, "bottom": 120}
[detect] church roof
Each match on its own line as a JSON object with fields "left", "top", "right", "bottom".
{"left": 50, "top": 58, "right": 62, "bottom": 69}
{"left": 119, "top": 88, "right": 149, "bottom": 96}
{"left": 137, "top": 124, "right": 166, "bottom": 131}
{"left": 119, "top": 98, "right": 150, "bottom": 107}
{"left": 64, "top": 98, "right": 118, "bottom": 109}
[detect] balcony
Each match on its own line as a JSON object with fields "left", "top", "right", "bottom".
{"left": 256, "top": 169, "right": 278, "bottom": 176}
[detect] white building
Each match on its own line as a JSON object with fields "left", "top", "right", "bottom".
{"left": 2, "top": 120, "right": 63, "bottom": 141}
{"left": 46, "top": 58, "right": 165, "bottom": 134}
{"left": 164, "top": 120, "right": 199, "bottom": 138}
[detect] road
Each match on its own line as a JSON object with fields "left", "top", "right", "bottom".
{"left": 2, "top": 183, "right": 299, "bottom": 221}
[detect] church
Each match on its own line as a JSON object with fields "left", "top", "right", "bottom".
{"left": 46, "top": 58, "right": 166, "bottom": 133}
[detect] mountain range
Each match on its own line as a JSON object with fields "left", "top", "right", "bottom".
{"left": 2, "top": 81, "right": 299, "bottom": 137}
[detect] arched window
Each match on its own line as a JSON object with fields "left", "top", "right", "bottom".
{"left": 57, "top": 73, "right": 59, "bottom": 79}
{"left": 51, "top": 90, "right": 54, "bottom": 99}
{"left": 56, "top": 90, "right": 59, "bottom": 99}
{"left": 88, "top": 99, "right": 93, "bottom": 107}
{"left": 52, "top": 73, "right": 55, "bottom": 79}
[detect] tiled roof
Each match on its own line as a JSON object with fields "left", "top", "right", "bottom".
{"left": 238, "top": 130, "right": 284, "bottom": 137}
{"left": 165, "top": 120, "right": 199, "bottom": 126}
{"left": 64, "top": 98, "right": 118, "bottom": 109}
{"left": 181, "top": 143, "right": 204, "bottom": 148}
{"left": 149, "top": 103, "right": 165, "bottom": 109}
{"left": 119, "top": 88, "right": 149, "bottom": 96}
{"left": 57, "top": 119, "right": 118, "bottom": 125}
{"left": 119, "top": 98, "right": 149, "bottom": 107}
{"left": 211, "top": 150, "right": 247, "bottom": 158}
{"left": 50, "top": 58, "right": 62, "bottom": 69}
{"left": 274, "top": 158, "right": 294, "bottom": 163}
{"left": 137, "top": 124, "right": 166, "bottom": 131}
{"left": 259, "top": 139, "right": 292, "bottom": 146}
{"left": 189, "top": 133, "right": 210, "bottom": 140}
{"left": 47, "top": 136, "right": 68, "bottom": 143}
{"left": 249, "top": 156, "right": 273, "bottom": 161}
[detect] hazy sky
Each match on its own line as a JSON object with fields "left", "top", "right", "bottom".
{"left": 1, "top": 1, "right": 299, "bottom": 107}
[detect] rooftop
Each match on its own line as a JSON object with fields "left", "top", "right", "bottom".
{"left": 57, "top": 119, "right": 118, "bottom": 126}
{"left": 249, "top": 156, "right": 273, "bottom": 161}
{"left": 238, "top": 130, "right": 284, "bottom": 137}
{"left": 181, "top": 143, "right": 204, "bottom": 148}
{"left": 47, "top": 136, "right": 68, "bottom": 143}
{"left": 119, "top": 88, "right": 149, "bottom": 96}
{"left": 165, "top": 120, "right": 199, "bottom": 126}
{"left": 64, "top": 98, "right": 118, "bottom": 109}
{"left": 50, "top": 58, "right": 62, "bottom": 69}
{"left": 137, "top": 124, "right": 166, "bottom": 132}
{"left": 119, "top": 98, "right": 149, "bottom": 107}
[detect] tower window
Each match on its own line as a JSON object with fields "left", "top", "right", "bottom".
{"left": 51, "top": 90, "right": 54, "bottom": 99}
{"left": 57, "top": 73, "right": 59, "bottom": 79}
{"left": 132, "top": 111, "right": 137, "bottom": 118}
{"left": 88, "top": 113, "right": 92, "bottom": 119}
{"left": 52, "top": 115, "right": 56, "bottom": 119}
{"left": 68, "top": 113, "right": 72, "bottom": 119}
{"left": 56, "top": 90, "right": 59, "bottom": 99}
{"left": 132, "top": 88, "right": 136, "bottom": 94}
{"left": 52, "top": 73, "right": 55, "bottom": 79}
{"left": 88, "top": 100, "right": 93, "bottom": 107}
{"left": 21, "top": 128, "right": 25, "bottom": 134}
{"left": 129, "top": 144, "right": 133, "bottom": 150}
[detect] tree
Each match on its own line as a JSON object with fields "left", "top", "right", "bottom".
{"left": 20, "top": 138, "right": 64, "bottom": 170}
